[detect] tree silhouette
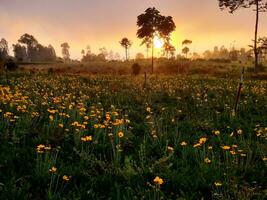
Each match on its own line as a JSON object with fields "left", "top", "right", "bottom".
{"left": 163, "top": 40, "right": 176, "bottom": 59}
{"left": 182, "top": 39, "right": 192, "bottom": 58}
{"left": 182, "top": 39, "right": 192, "bottom": 46}
{"left": 61, "top": 42, "right": 70, "bottom": 61}
{"left": 0, "top": 38, "right": 9, "bottom": 61}
{"left": 13, "top": 44, "right": 27, "bottom": 61}
{"left": 250, "top": 37, "right": 267, "bottom": 62}
{"left": 99, "top": 47, "right": 108, "bottom": 60}
{"left": 18, "top": 33, "right": 38, "bottom": 47}
{"left": 81, "top": 49, "right": 85, "bottom": 57}
{"left": 137, "top": 7, "right": 176, "bottom": 73}
{"left": 119, "top": 38, "right": 132, "bottom": 61}
{"left": 14, "top": 34, "right": 56, "bottom": 62}
{"left": 218, "top": 0, "right": 267, "bottom": 72}
{"left": 86, "top": 45, "right": 91, "bottom": 55}
{"left": 182, "top": 47, "right": 190, "bottom": 58}
{"left": 18, "top": 33, "right": 38, "bottom": 61}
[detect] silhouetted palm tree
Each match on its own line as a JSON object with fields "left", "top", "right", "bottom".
{"left": 119, "top": 38, "right": 132, "bottom": 61}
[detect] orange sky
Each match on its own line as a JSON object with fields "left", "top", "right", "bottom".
{"left": 0, "top": 0, "right": 267, "bottom": 59}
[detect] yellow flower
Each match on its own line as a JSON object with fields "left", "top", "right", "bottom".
{"left": 221, "top": 146, "right": 231, "bottom": 150}
{"left": 237, "top": 129, "right": 243, "bottom": 135}
{"left": 167, "top": 146, "right": 174, "bottom": 152}
{"left": 193, "top": 143, "right": 201, "bottom": 148}
{"left": 58, "top": 123, "right": 64, "bottom": 128}
{"left": 71, "top": 121, "right": 79, "bottom": 126}
{"left": 214, "top": 181, "right": 222, "bottom": 187}
{"left": 49, "top": 115, "right": 54, "bottom": 121}
{"left": 208, "top": 146, "right": 213, "bottom": 150}
{"left": 263, "top": 157, "right": 267, "bottom": 161}
{"left": 81, "top": 136, "right": 92, "bottom": 142}
{"left": 93, "top": 124, "right": 99, "bottom": 129}
{"left": 44, "top": 145, "right": 51, "bottom": 151}
{"left": 204, "top": 157, "right": 211, "bottom": 164}
{"left": 49, "top": 166, "right": 57, "bottom": 173}
{"left": 153, "top": 176, "right": 164, "bottom": 185}
{"left": 118, "top": 131, "right": 124, "bottom": 138}
{"left": 213, "top": 130, "right": 220, "bottom": 136}
{"left": 199, "top": 137, "right": 207, "bottom": 145}
{"left": 230, "top": 150, "right": 236, "bottom": 155}
{"left": 146, "top": 107, "right": 151, "bottom": 113}
{"left": 62, "top": 175, "right": 71, "bottom": 182}
{"left": 180, "top": 141, "right": 187, "bottom": 146}
{"left": 36, "top": 144, "right": 45, "bottom": 153}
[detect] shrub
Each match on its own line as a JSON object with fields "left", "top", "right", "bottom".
{"left": 5, "top": 59, "right": 18, "bottom": 71}
{"left": 132, "top": 63, "right": 141, "bottom": 76}
{"left": 48, "top": 67, "right": 54, "bottom": 74}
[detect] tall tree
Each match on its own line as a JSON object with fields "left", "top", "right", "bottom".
{"left": 163, "top": 40, "right": 176, "bottom": 59}
{"left": 0, "top": 38, "right": 9, "bottom": 61}
{"left": 119, "top": 38, "right": 132, "bottom": 61}
{"left": 18, "top": 33, "right": 38, "bottom": 47}
{"left": 137, "top": 7, "right": 176, "bottom": 73}
{"left": 182, "top": 47, "right": 190, "bottom": 58}
{"left": 99, "top": 47, "right": 108, "bottom": 61}
{"left": 13, "top": 44, "right": 27, "bottom": 61}
{"left": 61, "top": 42, "right": 70, "bottom": 61}
{"left": 86, "top": 45, "right": 91, "bottom": 55}
{"left": 218, "top": 0, "right": 267, "bottom": 72}
{"left": 182, "top": 39, "right": 192, "bottom": 58}
{"left": 18, "top": 33, "right": 38, "bottom": 61}
{"left": 81, "top": 49, "right": 85, "bottom": 57}
{"left": 257, "top": 37, "right": 267, "bottom": 62}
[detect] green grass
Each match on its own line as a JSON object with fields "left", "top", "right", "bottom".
{"left": 0, "top": 72, "right": 266, "bottom": 199}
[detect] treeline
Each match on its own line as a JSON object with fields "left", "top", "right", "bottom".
{"left": 201, "top": 45, "right": 267, "bottom": 63}
{"left": 0, "top": 33, "right": 57, "bottom": 63}
{"left": 13, "top": 34, "right": 57, "bottom": 62}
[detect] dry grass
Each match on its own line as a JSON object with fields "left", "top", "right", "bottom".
{"left": 15, "top": 59, "right": 267, "bottom": 79}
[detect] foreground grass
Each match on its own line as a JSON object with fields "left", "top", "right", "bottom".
{"left": 0, "top": 73, "right": 266, "bottom": 199}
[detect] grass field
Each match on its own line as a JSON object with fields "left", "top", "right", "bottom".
{"left": 16, "top": 59, "right": 258, "bottom": 76}
{"left": 0, "top": 72, "right": 266, "bottom": 199}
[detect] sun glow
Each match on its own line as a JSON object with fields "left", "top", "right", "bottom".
{"left": 154, "top": 36, "right": 164, "bottom": 49}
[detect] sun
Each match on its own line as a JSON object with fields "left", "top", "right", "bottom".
{"left": 154, "top": 36, "right": 164, "bottom": 48}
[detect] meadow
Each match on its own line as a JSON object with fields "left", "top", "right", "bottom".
{"left": 0, "top": 71, "right": 266, "bottom": 199}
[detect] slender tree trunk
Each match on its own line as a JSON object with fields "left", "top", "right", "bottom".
{"left": 125, "top": 47, "right": 128, "bottom": 61}
{"left": 151, "top": 40, "right": 154, "bottom": 74}
{"left": 254, "top": 0, "right": 259, "bottom": 72}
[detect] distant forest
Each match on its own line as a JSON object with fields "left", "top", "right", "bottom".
{"left": 0, "top": 33, "right": 267, "bottom": 64}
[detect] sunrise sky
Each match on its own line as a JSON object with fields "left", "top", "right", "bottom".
{"left": 1, "top": 0, "right": 267, "bottom": 59}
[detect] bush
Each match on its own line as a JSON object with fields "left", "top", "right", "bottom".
{"left": 48, "top": 67, "right": 54, "bottom": 74}
{"left": 132, "top": 63, "right": 141, "bottom": 76}
{"left": 5, "top": 59, "right": 18, "bottom": 71}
